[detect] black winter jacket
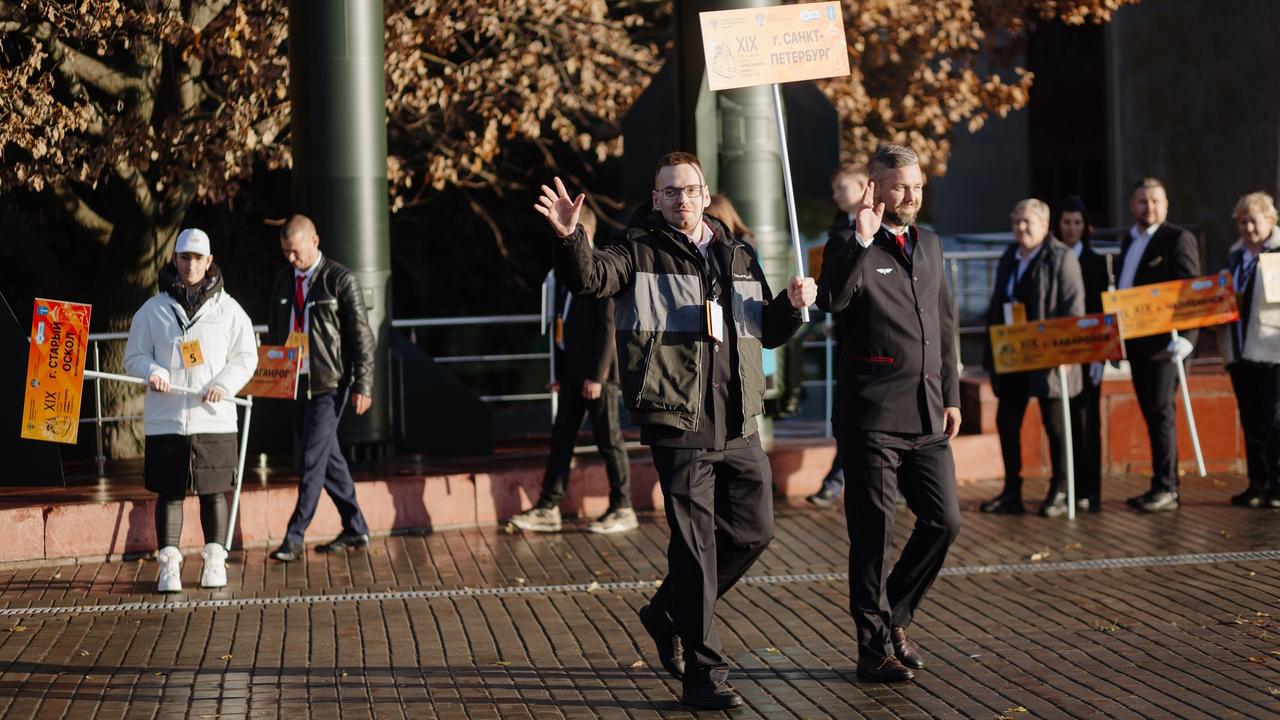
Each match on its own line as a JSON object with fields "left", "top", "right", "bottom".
{"left": 266, "top": 256, "right": 375, "bottom": 397}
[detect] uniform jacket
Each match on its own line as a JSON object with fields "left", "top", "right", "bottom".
{"left": 552, "top": 275, "right": 619, "bottom": 385}
{"left": 1118, "top": 222, "right": 1201, "bottom": 360}
{"left": 552, "top": 211, "right": 801, "bottom": 437}
{"left": 266, "top": 255, "right": 376, "bottom": 397}
{"left": 1220, "top": 229, "right": 1280, "bottom": 365}
{"left": 1076, "top": 241, "right": 1113, "bottom": 315}
{"left": 982, "top": 237, "right": 1086, "bottom": 399}
{"left": 816, "top": 225, "right": 960, "bottom": 434}
{"left": 124, "top": 263, "right": 257, "bottom": 436}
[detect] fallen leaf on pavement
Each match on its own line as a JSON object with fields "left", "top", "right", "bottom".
{"left": 630, "top": 660, "right": 646, "bottom": 668}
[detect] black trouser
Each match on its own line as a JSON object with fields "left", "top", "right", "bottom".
{"left": 647, "top": 441, "right": 774, "bottom": 686}
{"left": 284, "top": 377, "right": 369, "bottom": 545}
{"left": 537, "top": 383, "right": 631, "bottom": 509}
{"left": 1129, "top": 358, "right": 1180, "bottom": 493}
{"left": 1228, "top": 361, "right": 1280, "bottom": 493}
{"left": 838, "top": 429, "right": 959, "bottom": 661}
{"left": 1070, "top": 376, "right": 1103, "bottom": 499}
{"left": 994, "top": 374, "right": 1069, "bottom": 497}
{"left": 155, "top": 493, "right": 227, "bottom": 548}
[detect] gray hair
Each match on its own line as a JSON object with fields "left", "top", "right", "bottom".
{"left": 1011, "top": 198, "right": 1050, "bottom": 225}
{"left": 869, "top": 144, "right": 919, "bottom": 177}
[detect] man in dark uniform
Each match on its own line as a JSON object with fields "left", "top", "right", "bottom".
{"left": 267, "top": 214, "right": 377, "bottom": 561}
{"left": 1116, "top": 178, "right": 1200, "bottom": 513}
{"left": 508, "top": 205, "right": 636, "bottom": 534}
{"left": 533, "top": 153, "right": 815, "bottom": 710}
{"left": 816, "top": 144, "right": 962, "bottom": 683}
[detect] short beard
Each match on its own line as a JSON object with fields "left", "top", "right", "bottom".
{"left": 884, "top": 204, "right": 917, "bottom": 227}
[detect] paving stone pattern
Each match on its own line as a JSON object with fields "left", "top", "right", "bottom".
{"left": 0, "top": 473, "right": 1277, "bottom": 719}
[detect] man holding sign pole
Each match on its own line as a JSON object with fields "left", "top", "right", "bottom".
{"left": 1117, "top": 178, "right": 1200, "bottom": 513}
{"left": 534, "top": 154, "right": 814, "bottom": 710}
{"left": 816, "top": 145, "right": 962, "bottom": 683}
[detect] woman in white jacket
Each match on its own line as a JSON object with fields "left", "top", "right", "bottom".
{"left": 125, "top": 228, "right": 258, "bottom": 592}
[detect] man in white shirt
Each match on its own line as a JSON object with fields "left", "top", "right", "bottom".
{"left": 1116, "top": 178, "right": 1201, "bottom": 512}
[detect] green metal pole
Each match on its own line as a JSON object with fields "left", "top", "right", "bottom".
{"left": 288, "top": 0, "right": 392, "bottom": 450}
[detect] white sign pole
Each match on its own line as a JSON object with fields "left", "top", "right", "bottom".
{"left": 1057, "top": 365, "right": 1076, "bottom": 520}
{"left": 770, "top": 83, "right": 811, "bottom": 323}
{"left": 1170, "top": 330, "right": 1206, "bottom": 477}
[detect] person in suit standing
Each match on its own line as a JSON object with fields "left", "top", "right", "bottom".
{"left": 1057, "top": 195, "right": 1113, "bottom": 512}
{"left": 1117, "top": 178, "right": 1201, "bottom": 513}
{"left": 808, "top": 164, "right": 868, "bottom": 508}
{"left": 508, "top": 205, "right": 636, "bottom": 534}
{"left": 1221, "top": 191, "right": 1280, "bottom": 508}
{"left": 267, "top": 215, "right": 377, "bottom": 561}
{"left": 816, "top": 144, "right": 962, "bottom": 683}
{"left": 534, "top": 153, "right": 815, "bottom": 710}
{"left": 978, "top": 199, "right": 1085, "bottom": 517}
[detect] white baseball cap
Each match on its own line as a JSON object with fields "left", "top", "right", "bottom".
{"left": 175, "top": 228, "right": 211, "bottom": 256}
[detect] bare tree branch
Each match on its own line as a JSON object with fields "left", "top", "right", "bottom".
{"left": 49, "top": 179, "right": 113, "bottom": 246}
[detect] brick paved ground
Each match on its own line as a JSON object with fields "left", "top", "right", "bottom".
{"left": 0, "top": 472, "right": 1277, "bottom": 719}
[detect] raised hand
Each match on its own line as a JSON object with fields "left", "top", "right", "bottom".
{"left": 854, "top": 178, "right": 885, "bottom": 240}
{"left": 533, "top": 176, "right": 585, "bottom": 238}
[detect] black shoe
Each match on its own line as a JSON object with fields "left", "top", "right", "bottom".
{"left": 890, "top": 627, "right": 924, "bottom": 669}
{"left": 806, "top": 486, "right": 838, "bottom": 508}
{"left": 1138, "top": 490, "right": 1179, "bottom": 513}
{"left": 269, "top": 540, "right": 303, "bottom": 562}
{"left": 1263, "top": 490, "right": 1280, "bottom": 509}
{"left": 680, "top": 681, "right": 743, "bottom": 710}
{"left": 1231, "top": 487, "right": 1266, "bottom": 508}
{"left": 856, "top": 655, "right": 915, "bottom": 682}
{"left": 638, "top": 604, "right": 684, "bottom": 680}
{"left": 317, "top": 531, "right": 370, "bottom": 553}
{"left": 1039, "top": 491, "right": 1068, "bottom": 518}
{"left": 1076, "top": 495, "right": 1101, "bottom": 513}
{"left": 979, "top": 493, "right": 1025, "bottom": 515}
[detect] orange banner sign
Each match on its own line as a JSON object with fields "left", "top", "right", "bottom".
{"left": 1102, "top": 272, "right": 1239, "bottom": 340}
{"left": 21, "top": 299, "right": 92, "bottom": 444}
{"left": 699, "top": 2, "right": 850, "bottom": 91}
{"left": 240, "top": 345, "right": 301, "bottom": 399}
{"left": 989, "top": 313, "right": 1124, "bottom": 374}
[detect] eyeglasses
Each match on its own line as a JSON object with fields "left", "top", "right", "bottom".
{"left": 656, "top": 184, "right": 706, "bottom": 201}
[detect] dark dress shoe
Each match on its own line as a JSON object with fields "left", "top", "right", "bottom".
{"left": 806, "top": 486, "right": 838, "bottom": 508}
{"left": 1039, "top": 492, "right": 1068, "bottom": 518}
{"left": 269, "top": 541, "right": 303, "bottom": 562}
{"left": 856, "top": 655, "right": 915, "bottom": 682}
{"left": 638, "top": 604, "right": 684, "bottom": 680}
{"left": 680, "top": 681, "right": 743, "bottom": 710}
{"left": 317, "top": 532, "right": 370, "bottom": 553}
{"left": 1231, "top": 487, "right": 1266, "bottom": 508}
{"left": 891, "top": 627, "right": 924, "bottom": 669}
{"left": 979, "top": 494, "right": 1025, "bottom": 515}
{"left": 1139, "top": 490, "right": 1179, "bottom": 513}
{"left": 1075, "top": 495, "right": 1101, "bottom": 513}
{"left": 1263, "top": 490, "right": 1280, "bottom": 509}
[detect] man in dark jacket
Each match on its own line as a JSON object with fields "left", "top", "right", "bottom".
{"left": 267, "top": 214, "right": 377, "bottom": 561}
{"left": 534, "top": 152, "right": 815, "bottom": 711}
{"left": 979, "top": 199, "right": 1085, "bottom": 517}
{"left": 509, "top": 205, "right": 635, "bottom": 534}
{"left": 1057, "top": 195, "right": 1113, "bottom": 512}
{"left": 1116, "top": 178, "right": 1201, "bottom": 513}
{"left": 816, "top": 144, "right": 962, "bottom": 684}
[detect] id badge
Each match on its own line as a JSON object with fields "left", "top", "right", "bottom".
{"left": 1002, "top": 302, "right": 1027, "bottom": 325}
{"left": 286, "top": 331, "right": 309, "bottom": 360}
{"left": 179, "top": 339, "right": 205, "bottom": 368}
{"left": 705, "top": 298, "right": 725, "bottom": 343}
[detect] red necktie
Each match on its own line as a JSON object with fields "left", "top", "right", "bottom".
{"left": 294, "top": 274, "right": 306, "bottom": 331}
{"left": 894, "top": 232, "right": 908, "bottom": 254}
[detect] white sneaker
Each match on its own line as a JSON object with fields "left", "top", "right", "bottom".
{"left": 508, "top": 506, "right": 562, "bottom": 532}
{"left": 200, "top": 542, "right": 228, "bottom": 588}
{"left": 156, "top": 546, "right": 182, "bottom": 593}
{"left": 587, "top": 507, "right": 639, "bottom": 534}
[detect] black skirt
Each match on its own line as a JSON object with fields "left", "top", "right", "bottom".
{"left": 144, "top": 433, "right": 239, "bottom": 496}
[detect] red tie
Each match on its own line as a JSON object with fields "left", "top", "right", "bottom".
{"left": 294, "top": 274, "right": 306, "bottom": 332}
{"left": 894, "top": 232, "right": 908, "bottom": 254}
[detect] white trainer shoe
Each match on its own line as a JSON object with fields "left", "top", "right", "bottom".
{"left": 156, "top": 546, "right": 183, "bottom": 593}
{"left": 586, "top": 507, "right": 639, "bottom": 534}
{"left": 200, "top": 542, "right": 228, "bottom": 589}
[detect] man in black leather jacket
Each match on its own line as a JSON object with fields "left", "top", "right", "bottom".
{"left": 267, "top": 214, "right": 376, "bottom": 561}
